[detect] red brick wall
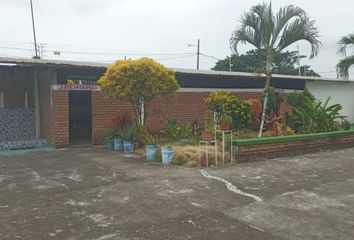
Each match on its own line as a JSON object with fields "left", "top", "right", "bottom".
{"left": 91, "top": 91, "right": 262, "bottom": 145}
{"left": 235, "top": 135, "right": 354, "bottom": 162}
{"left": 50, "top": 89, "right": 291, "bottom": 146}
{"left": 51, "top": 90, "right": 69, "bottom": 146}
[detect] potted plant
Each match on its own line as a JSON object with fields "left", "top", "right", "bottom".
{"left": 123, "top": 125, "right": 137, "bottom": 154}
{"left": 161, "top": 145, "right": 175, "bottom": 165}
{"left": 219, "top": 114, "right": 233, "bottom": 131}
{"left": 113, "top": 128, "right": 124, "bottom": 151}
{"left": 146, "top": 135, "right": 159, "bottom": 161}
{"left": 105, "top": 129, "right": 115, "bottom": 150}
{"left": 202, "top": 110, "right": 214, "bottom": 141}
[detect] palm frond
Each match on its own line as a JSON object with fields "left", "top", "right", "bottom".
{"left": 272, "top": 5, "right": 307, "bottom": 44}
{"left": 277, "top": 18, "right": 321, "bottom": 58}
{"left": 336, "top": 55, "right": 354, "bottom": 79}
{"left": 252, "top": 2, "right": 274, "bottom": 47}
{"left": 337, "top": 34, "right": 354, "bottom": 57}
{"left": 230, "top": 28, "right": 261, "bottom": 53}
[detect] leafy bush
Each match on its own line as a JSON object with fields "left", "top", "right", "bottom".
{"left": 264, "top": 111, "right": 295, "bottom": 137}
{"left": 108, "top": 111, "right": 133, "bottom": 130}
{"left": 192, "top": 119, "right": 203, "bottom": 136}
{"left": 136, "top": 126, "right": 151, "bottom": 146}
{"left": 228, "top": 100, "right": 252, "bottom": 130}
{"left": 286, "top": 89, "right": 315, "bottom": 108}
{"left": 203, "top": 110, "right": 215, "bottom": 132}
{"left": 204, "top": 91, "right": 235, "bottom": 116}
{"left": 342, "top": 119, "right": 351, "bottom": 131}
{"left": 262, "top": 87, "right": 279, "bottom": 115}
{"left": 219, "top": 114, "right": 233, "bottom": 125}
{"left": 246, "top": 99, "right": 262, "bottom": 130}
{"left": 121, "top": 125, "right": 137, "bottom": 141}
{"left": 164, "top": 117, "right": 178, "bottom": 138}
{"left": 177, "top": 124, "right": 193, "bottom": 139}
{"left": 290, "top": 96, "right": 343, "bottom": 133}
{"left": 204, "top": 91, "right": 251, "bottom": 130}
{"left": 104, "top": 128, "right": 116, "bottom": 143}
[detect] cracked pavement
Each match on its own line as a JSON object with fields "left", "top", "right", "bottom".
{"left": 1, "top": 146, "right": 354, "bottom": 239}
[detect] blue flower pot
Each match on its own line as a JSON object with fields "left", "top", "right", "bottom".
{"left": 114, "top": 139, "right": 124, "bottom": 151}
{"left": 123, "top": 140, "right": 135, "bottom": 154}
{"left": 146, "top": 144, "right": 158, "bottom": 161}
{"left": 161, "top": 147, "right": 175, "bottom": 165}
{"left": 106, "top": 141, "right": 114, "bottom": 150}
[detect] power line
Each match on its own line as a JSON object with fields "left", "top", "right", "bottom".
{"left": 44, "top": 49, "right": 195, "bottom": 56}
{"left": 199, "top": 53, "right": 221, "bottom": 60}
{"left": 155, "top": 54, "right": 196, "bottom": 61}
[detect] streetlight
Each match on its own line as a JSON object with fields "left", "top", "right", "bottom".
{"left": 30, "top": 0, "right": 40, "bottom": 59}
{"left": 188, "top": 39, "right": 200, "bottom": 70}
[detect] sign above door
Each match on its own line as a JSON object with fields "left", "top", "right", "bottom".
{"left": 52, "top": 84, "right": 100, "bottom": 91}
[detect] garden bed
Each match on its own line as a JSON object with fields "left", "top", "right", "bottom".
{"left": 232, "top": 130, "right": 354, "bottom": 162}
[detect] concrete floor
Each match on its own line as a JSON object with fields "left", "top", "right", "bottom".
{"left": 0, "top": 146, "right": 354, "bottom": 240}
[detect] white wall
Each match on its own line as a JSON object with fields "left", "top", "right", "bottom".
{"left": 306, "top": 81, "right": 354, "bottom": 122}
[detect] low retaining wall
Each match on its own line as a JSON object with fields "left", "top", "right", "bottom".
{"left": 233, "top": 130, "right": 354, "bottom": 162}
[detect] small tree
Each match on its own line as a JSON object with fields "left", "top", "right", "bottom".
{"left": 230, "top": 3, "right": 321, "bottom": 137}
{"left": 98, "top": 58, "right": 179, "bottom": 126}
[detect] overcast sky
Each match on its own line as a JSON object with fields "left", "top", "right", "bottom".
{"left": 0, "top": 0, "right": 353, "bottom": 78}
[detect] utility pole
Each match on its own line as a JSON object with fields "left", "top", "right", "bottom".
{"left": 229, "top": 55, "right": 233, "bottom": 72}
{"left": 297, "top": 45, "right": 300, "bottom": 76}
{"left": 30, "top": 0, "right": 40, "bottom": 59}
{"left": 188, "top": 39, "right": 200, "bottom": 70}
{"left": 196, "top": 39, "right": 200, "bottom": 70}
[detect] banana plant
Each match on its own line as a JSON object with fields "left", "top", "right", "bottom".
{"left": 292, "top": 96, "right": 342, "bottom": 133}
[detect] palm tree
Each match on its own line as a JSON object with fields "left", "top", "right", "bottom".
{"left": 337, "top": 34, "right": 354, "bottom": 79}
{"left": 230, "top": 3, "right": 321, "bottom": 137}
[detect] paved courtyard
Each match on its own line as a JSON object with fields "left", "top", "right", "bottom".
{"left": 1, "top": 146, "right": 354, "bottom": 240}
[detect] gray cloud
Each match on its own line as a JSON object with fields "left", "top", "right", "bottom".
{"left": 0, "top": 0, "right": 353, "bottom": 78}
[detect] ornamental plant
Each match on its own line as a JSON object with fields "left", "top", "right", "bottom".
{"left": 291, "top": 96, "right": 343, "bottom": 133}
{"left": 204, "top": 91, "right": 251, "bottom": 130}
{"left": 98, "top": 58, "right": 179, "bottom": 126}
{"left": 246, "top": 99, "right": 262, "bottom": 130}
{"left": 230, "top": 3, "right": 321, "bottom": 137}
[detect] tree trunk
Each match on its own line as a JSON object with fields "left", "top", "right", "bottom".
{"left": 258, "top": 50, "right": 273, "bottom": 138}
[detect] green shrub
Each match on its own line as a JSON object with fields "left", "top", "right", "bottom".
{"left": 203, "top": 110, "right": 215, "bottom": 132}
{"left": 178, "top": 123, "right": 193, "bottom": 139}
{"left": 164, "top": 117, "right": 178, "bottom": 138}
{"left": 204, "top": 91, "right": 251, "bottom": 130}
{"left": 228, "top": 99, "right": 252, "bottom": 129}
{"left": 136, "top": 126, "right": 150, "bottom": 146}
{"left": 262, "top": 87, "right": 279, "bottom": 115}
{"left": 286, "top": 89, "right": 315, "bottom": 108}
{"left": 342, "top": 119, "right": 351, "bottom": 131}
{"left": 204, "top": 91, "right": 235, "bottom": 116}
{"left": 121, "top": 125, "right": 137, "bottom": 141}
{"left": 290, "top": 96, "right": 343, "bottom": 133}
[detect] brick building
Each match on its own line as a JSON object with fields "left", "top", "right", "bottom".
{"left": 0, "top": 57, "right": 304, "bottom": 149}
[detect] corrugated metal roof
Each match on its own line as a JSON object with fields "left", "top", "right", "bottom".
{"left": 0, "top": 56, "right": 353, "bottom": 83}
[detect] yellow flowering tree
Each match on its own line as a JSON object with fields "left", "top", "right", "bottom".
{"left": 98, "top": 58, "right": 179, "bottom": 126}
